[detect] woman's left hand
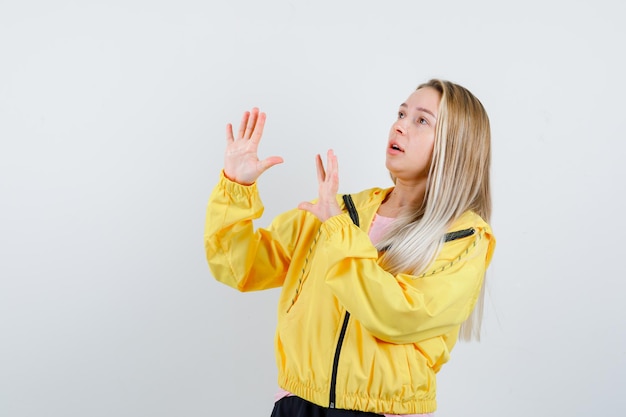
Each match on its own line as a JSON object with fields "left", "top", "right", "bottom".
{"left": 298, "top": 150, "right": 342, "bottom": 222}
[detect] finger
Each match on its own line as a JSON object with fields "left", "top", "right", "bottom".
{"left": 325, "top": 150, "right": 333, "bottom": 178}
{"left": 244, "top": 107, "right": 259, "bottom": 139}
{"left": 237, "top": 111, "right": 250, "bottom": 139}
{"left": 226, "top": 123, "right": 234, "bottom": 143}
{"left": 328, "top": 149, "right": 338, "bottom": 182}
{"left": 250, "top": 112, "right": 266, "bottom": 144}
{"left": 315, "top": 154, "right": 325, "bottom": 183}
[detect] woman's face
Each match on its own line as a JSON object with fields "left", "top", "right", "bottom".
{"left": 386, "top": 87, "right": 441, "bottom": 183}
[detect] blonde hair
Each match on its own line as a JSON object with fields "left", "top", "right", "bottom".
{"left": 376, "top": 79, "right": 492, "bottom": 341}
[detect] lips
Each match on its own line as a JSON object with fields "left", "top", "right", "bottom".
{"left": 389, "top": 141, "right": 404, "bottom": 152}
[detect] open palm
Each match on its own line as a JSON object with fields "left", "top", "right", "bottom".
{"left": 223, "top": 107, "right": 283, "bottom": 185}
{"left": 298, "top": 150, "right": 342, "bottom": 222}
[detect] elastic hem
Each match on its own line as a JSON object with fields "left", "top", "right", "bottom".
{"left": 278, "top": 374, "right": 437, "bottom": 415}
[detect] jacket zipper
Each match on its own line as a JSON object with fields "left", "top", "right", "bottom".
{"left": 444, "top": 227, "right": 475, "bottom": 242}
{"left": 329, "top": 195, "right": 358, "bottom": 409}
{"left": 329, "top": 311, "right": 351, "bottom": 408}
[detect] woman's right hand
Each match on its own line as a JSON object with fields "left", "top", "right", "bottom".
{"left": 223, "top": 107, "right": 283, "bottom": 185}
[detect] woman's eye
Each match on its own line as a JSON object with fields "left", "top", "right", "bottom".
{"left": 398, "top": 111, "right": 405, "bottom": 119}
{"left": 418, "top": 117, "right": 428, "bottom": 125}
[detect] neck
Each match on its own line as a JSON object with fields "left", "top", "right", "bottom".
{"left": 378, "top": 179, "right": 427, "bottom": 217}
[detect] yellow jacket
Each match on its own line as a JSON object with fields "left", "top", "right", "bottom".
{"left": 205, "top": 172, "right": 495, "bottom": 414}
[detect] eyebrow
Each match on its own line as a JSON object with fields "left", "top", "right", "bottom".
{"left": 400, "top": 103, "right": 437, "bottom": 120}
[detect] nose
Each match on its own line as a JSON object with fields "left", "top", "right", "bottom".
{"left": 393, "top": 119, "right": 407, "bottom": 136}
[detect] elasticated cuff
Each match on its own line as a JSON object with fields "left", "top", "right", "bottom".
{"left": 218, "top": 170, "right": 258, "bottom": 200}
{"left": 320, "top": 212, "right": 354, "bottom": 238}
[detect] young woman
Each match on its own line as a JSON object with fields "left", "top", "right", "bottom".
{"left": 204, "top": 79, "right": 496, "bottom": 416}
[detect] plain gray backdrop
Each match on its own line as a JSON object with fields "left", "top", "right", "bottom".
{"left": 1, "top": 0, "right": 625, "bottom": 416}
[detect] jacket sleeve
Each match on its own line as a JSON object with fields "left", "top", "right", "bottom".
{"left": 204, "top": 172, "right": 307, "bottom": 292}
{"left": 319, "top": 213, "right": 496, "bottom": 344}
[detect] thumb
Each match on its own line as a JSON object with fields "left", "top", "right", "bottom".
{"left": 259, "top": 156, "right": 284, "bottom": 174}
{"left": 297, "top": 201, "right": 315, "bottom": 213}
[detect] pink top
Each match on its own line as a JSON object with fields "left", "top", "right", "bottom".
{"left": 368, "top": 212, "right": 396, "bottom": 246}
{"left": 274, "top": 214, "right": 434, "bottom": 416}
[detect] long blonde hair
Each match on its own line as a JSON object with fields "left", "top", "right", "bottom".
{"left": 376, "top": 79, "right": 492, "bottom": 341}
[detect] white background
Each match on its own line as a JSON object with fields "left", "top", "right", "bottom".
{"left": 1, "top": 1, "right": 625, "bottom": 416}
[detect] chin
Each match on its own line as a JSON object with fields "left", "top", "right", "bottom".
{"left": 385, "top": 159, "right": 398, "bottom": 174}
